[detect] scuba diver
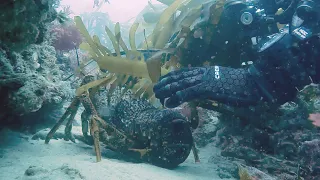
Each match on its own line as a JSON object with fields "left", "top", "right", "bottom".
{"left": 179, "top": 0, "right": 299, "bottom": 68}
{"left": 153, "top": 0, "right": 320, "bottom": 109}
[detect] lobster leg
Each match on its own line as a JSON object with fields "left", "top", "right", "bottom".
{"left": 80, "top": 92, "right": 102, "bottom": 162}
{"left": 188, "top": 102, "right": 200, "bottom": 129}
{"left": 64, "top": 105, "right": 79, "bottom": 143}
{"left": 81, "top": 110, "right": 94, "bottom": 145}
{"left": 191, "top": 139, "right": 200, "bottom": 163}
{"left": 45, "top": 97, "right": 81, "bottom": 144}
{"left": 80, "top": 91, "right": 136, "bottom": 162}
{"left": 91, "top": 116, "right": 102, "bottom": 162}
{"left": 95, "top": 116, "right": 132, "bottom": 142}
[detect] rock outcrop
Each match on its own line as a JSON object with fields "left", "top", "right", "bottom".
{"left": 0, "top": 0, "right": 72, "bottom": 128}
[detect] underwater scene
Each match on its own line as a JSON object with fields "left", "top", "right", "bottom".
{"left": 0, "top": 0, "right": 320, "bottom": 179}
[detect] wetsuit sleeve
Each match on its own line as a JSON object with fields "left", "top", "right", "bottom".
{"left": 153, "top": 32, "right": 320, "bottom": 108}
{"left": 248, "top": 32, "right": 320, "bottom": 105}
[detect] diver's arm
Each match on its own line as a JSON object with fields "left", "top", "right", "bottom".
{"left": 153, "top": 31, "right": 319, "bottom": 108}
{"left": 153, "top": 32, "right": 294, "bottom": 108}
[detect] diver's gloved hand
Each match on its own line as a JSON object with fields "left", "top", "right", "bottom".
{"left": 153, "top": 66, "right": 260, "bottom": 108}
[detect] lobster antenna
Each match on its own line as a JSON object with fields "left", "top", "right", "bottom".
{"left": 143, "top": 29, "right": 149, "bottom": 51}
{"left": 143, "top": 29, "right": 151, "bottom": 59}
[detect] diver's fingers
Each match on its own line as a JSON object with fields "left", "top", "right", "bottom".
{"left": 154, "top": 68, "right": 203, "bottom": 90}
{"left": 154, "top": 75, "right": 203, "bottom": 100}
{"left": 164, "top": 84, "right": 203, "bottom": 108}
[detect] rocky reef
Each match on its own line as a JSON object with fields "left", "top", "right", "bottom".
{"left": 187, "top": 84, "right": 320, "bottom": 179}
{"left": 0, "top": 0, "right": 59, "bottom": 51}
{"left": 0, "top": 0, "right": 72, "bottom": 129}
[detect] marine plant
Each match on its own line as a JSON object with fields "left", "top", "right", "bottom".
{"left": 79, "top": 12, "right": 115, "bottom": 48}
{"left": 72, "top": 0, "right": 226, "bottom": 104}
{"left": 50, "top": 23, "right": 83, "bottom": 52}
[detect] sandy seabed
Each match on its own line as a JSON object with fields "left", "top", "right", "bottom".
{"left": 0, "top": 128, "right": 233, "bottom": 180}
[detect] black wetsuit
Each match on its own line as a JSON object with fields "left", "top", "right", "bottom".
{"left": 153, "top": 0, "right": 320, "bottom": 108}
{"left": 205, "top": 0, "right": 297, "bottom": 68}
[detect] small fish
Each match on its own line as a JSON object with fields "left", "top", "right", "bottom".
{"left": 308, "top": 113, "right": 320, "bottom": 127}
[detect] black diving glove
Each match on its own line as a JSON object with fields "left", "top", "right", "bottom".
{"left": 153, "top": 66, "right": 261, "bottom": 108}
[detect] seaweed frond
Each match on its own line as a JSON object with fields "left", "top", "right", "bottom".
{"left": 74, "top": 16, "right": 171, "bottom": 107}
